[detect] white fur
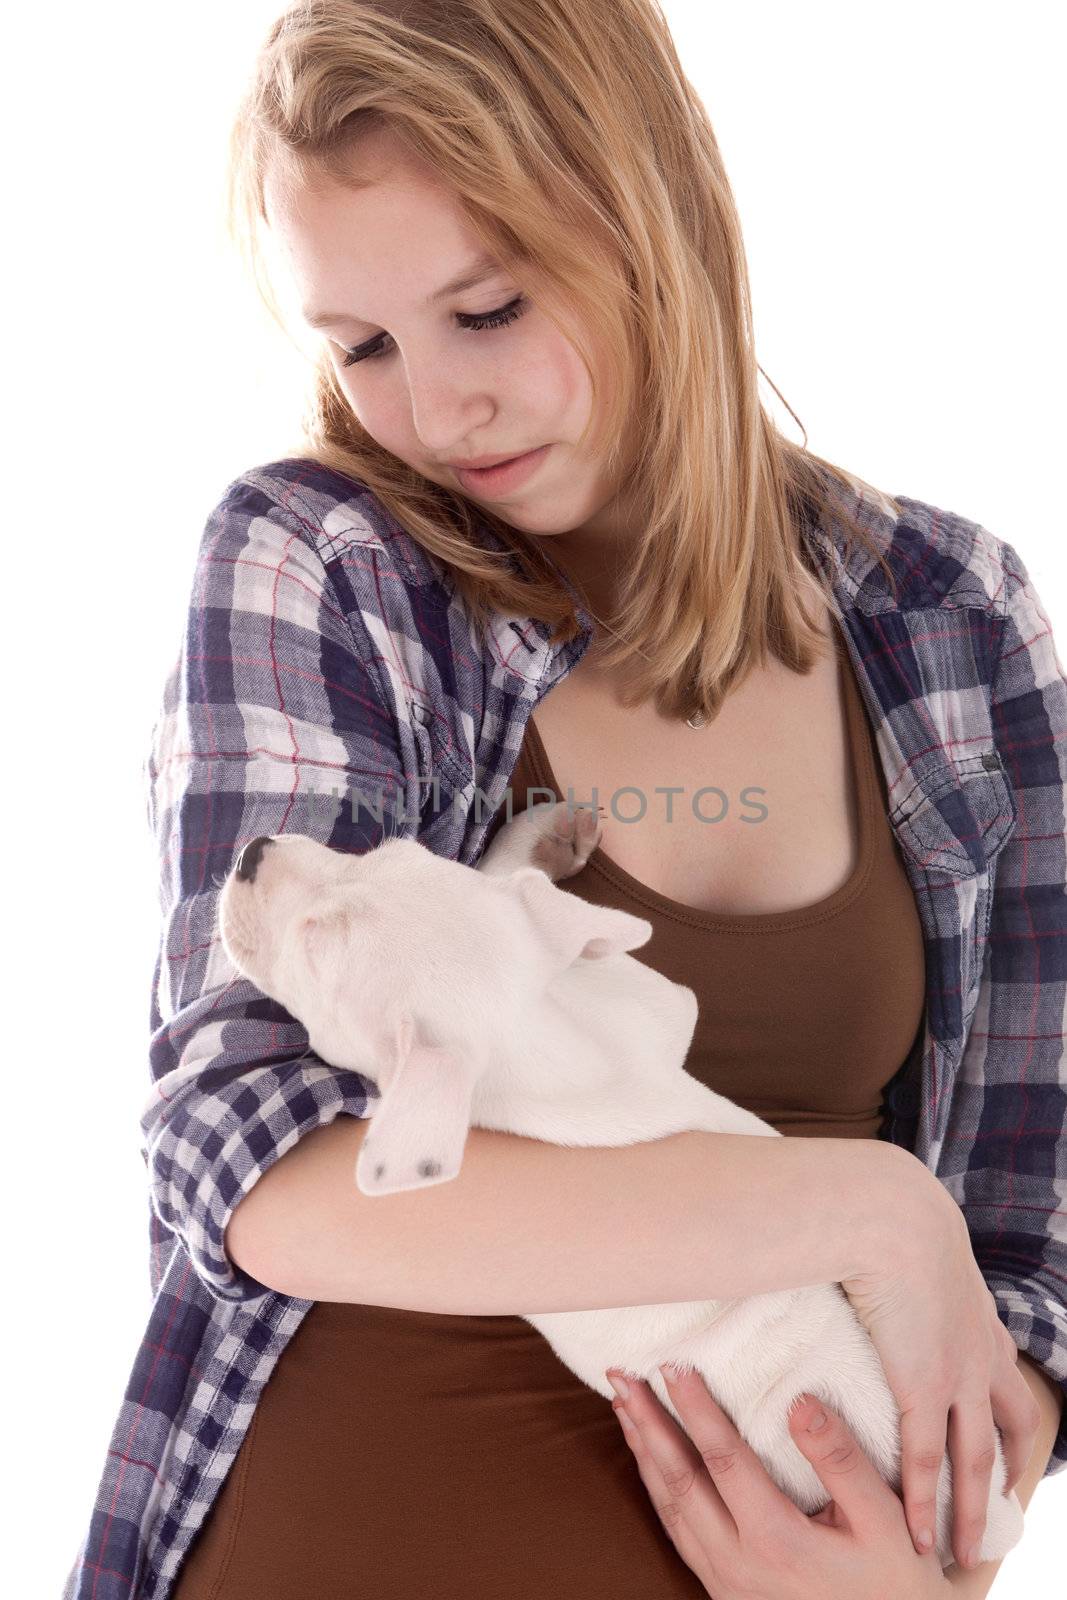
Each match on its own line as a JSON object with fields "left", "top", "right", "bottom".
{"left": 218, "top": 803, "right": 1023, "bottom": 1568}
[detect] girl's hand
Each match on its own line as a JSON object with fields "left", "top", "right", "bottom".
{"left": 841, "top": 1153, "right": 1041, "bottom": 1567}
{"left": 607, "top": 1364, "right": 953, "bottom": 1598}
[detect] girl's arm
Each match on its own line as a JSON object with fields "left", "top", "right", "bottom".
{"left": 227, "top": 1116, "right": 917, "bottom": 1313}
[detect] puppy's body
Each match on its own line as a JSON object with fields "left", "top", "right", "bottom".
{"left": 219, "top": 802, "right": 1022, "bottom": 1568}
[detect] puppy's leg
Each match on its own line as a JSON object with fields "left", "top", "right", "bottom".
{"left": 478, "top": 800, "right": 604, "bottom": 883}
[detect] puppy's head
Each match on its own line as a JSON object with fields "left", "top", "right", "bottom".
{"left": 218, "top": 832, "right": 651, "bottom": 1195}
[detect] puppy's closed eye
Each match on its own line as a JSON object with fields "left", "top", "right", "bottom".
{"left": 298, "top": 905, "right": 351, "bottom": 981}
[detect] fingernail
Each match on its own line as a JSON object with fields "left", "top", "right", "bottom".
{"left": 806, "top": 1406, "right": 827, "bottom": 1433}
{"left": 967, "top": 1544, "right": 982, "bottom": 1570}
{"left": 916, "top": 1528, "right": 933, "bottom": 1553}
{"left": 606, "top": 1372, "right": 630, "bottom": 1401}
{"left": 660, "top": 1363, "right": 682, "bottom": 1385}
{"left": 614, "top": 1401, "right": 637, "bottom": 1437}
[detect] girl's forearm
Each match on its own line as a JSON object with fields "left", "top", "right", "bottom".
{"left": 228, "top": 1119, "right": 911, "bottom": 1313}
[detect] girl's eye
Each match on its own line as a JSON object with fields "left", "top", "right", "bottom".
{"left": 338, "top": 294, "right": 528, "bottom": 368}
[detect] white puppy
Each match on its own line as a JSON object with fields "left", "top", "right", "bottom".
{"left": 217, "top": 799, "right": 1023, "bottom": 1569}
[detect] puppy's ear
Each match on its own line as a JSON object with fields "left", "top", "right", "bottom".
{"left": 355, "top": 1015, "right": 481, "bottom": 1196}
{"left": 508, "top": 867, "right": 652, "bottom": 968}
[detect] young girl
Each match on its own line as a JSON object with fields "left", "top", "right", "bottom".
{"left": 64, "top": 4, "right": 1064, "bottom": 1596}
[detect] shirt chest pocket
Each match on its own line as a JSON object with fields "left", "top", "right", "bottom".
{"left": 890, "top": 752, "right": 1018, "bottom": 1038}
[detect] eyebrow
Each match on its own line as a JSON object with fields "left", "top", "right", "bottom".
{"left": 302, "top": 253, "right": 505, "bottom": 330}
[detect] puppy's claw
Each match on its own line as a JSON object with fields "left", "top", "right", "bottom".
{"left": 533, "top": 802, "right": 603, "bottom": 880}
{"left": 569, "top": 804, "right": 604, "bottom": 860}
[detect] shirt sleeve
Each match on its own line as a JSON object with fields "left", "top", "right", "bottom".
{"left": 140, "top": 475, "right": 417, "bottom": 1303}
{"left": 942, "top": 536, "right": 1067, "bottom": 1478}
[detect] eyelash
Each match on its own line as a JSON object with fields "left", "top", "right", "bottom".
{"left": 338, "top": 294, "right": 528, "bottom": 367}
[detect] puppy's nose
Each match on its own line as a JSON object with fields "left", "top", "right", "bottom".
{"left": 235, "top": 835, "right": 274, "bottom": 883}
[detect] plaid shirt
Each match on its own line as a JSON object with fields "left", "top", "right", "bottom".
{"left": 63, "top": 459, "right": 1067, "bottom": 1598}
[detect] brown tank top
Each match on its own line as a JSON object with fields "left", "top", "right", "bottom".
{"left": 173, "top": 619, "right": 925, "bottom": 1599}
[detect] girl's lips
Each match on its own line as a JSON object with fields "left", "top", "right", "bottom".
{"left": 454, "top": 444, "right": 552, "bottom": 496}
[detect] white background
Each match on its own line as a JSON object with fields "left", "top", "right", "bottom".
{"left": 7, "top": 3, "right": 1063, "bottom": 1595}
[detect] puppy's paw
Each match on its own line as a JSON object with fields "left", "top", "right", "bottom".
{"left": 530, "top": 802, "right": 605, "bottom": 881}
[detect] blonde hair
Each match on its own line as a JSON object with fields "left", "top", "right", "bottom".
{"left": 227, "top": 0, "right": 901, "bottom": 723}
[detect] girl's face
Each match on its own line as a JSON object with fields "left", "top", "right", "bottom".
{"left": 263, "top": 128, "right": 640, "bottom": 555}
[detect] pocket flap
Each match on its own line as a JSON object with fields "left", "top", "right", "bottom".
{"left": 891, "top": 753, "right": 1017, "bottom": 877}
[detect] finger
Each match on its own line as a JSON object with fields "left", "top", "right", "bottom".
{"left": 656, "top": 1364, "right": 808, "bottom": 1540}
{"left": 788, "top": 1394, "right": 905, "bottom": 1541}
{"left": 896, "top": 1395, "right": 950, "bottom": 1558}
{"left": 610, "top": 1389, "right": 727, "bottom": 1588}
{"left": 609, "top": 1373, "right": 737, "bottom": 1547}
{"left": 946, "top": 1394, "right": 996, "bottom": 1569}
{"left": 991, "top": 1354, "right": 1043, "bottom": 1495}
{"left": 995, "top": 1399, "right": 1042, "bottom": 1496}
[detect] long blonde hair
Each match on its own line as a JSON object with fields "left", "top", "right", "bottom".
{"left": 227, "top": 0, "right": 900, "bottom": 723}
